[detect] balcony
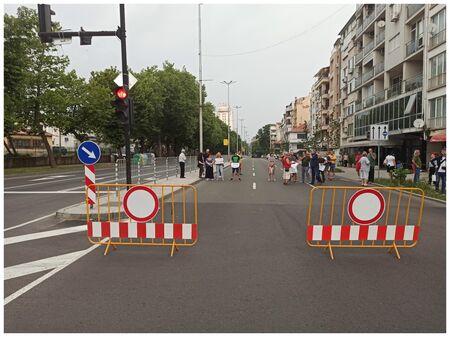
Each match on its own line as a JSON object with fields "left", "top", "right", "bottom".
{"left": 406, "top": 4, "right": 424, "bottom": 19}
{"left": 355, "top": 101, "right": 362, "bottom": 112}
{"left": 355, "top": 24, "right": 363, "bottom": 37}
{"left": 406, "top": 33, "right": 424, "bottom": 57}
{"left": 405, "top": 74, "right": 423, "bottom": 92}
{"left": 363, "top": 40, "right": 375, "bottom": 56}
{"left": 386, "top": 82, "right": 403, "bottom": 99}
{"left": 429, "top": 30, "right": 446, "bottom": 50}
{"left": 363, "top": 11, "right": 375, "bottom": 29}
{"left": 375, "top": 4, "right": 386, "bottom": 16}
{"left": 428, "top": 73, "right": 446, "bottom": 90}
{"left": 374, "top": 62, "right": 384, "bottom": 76}
{"left": 427, "top": 116, "right": 446, "bottom": 129}
{"left": 362, "top": 67, "right": 374, "bottom": 83}
{"left": 355, "top": 50, "right": 363, "bottom": 64}
{"left": 376, "top": 30, "right": 385, "bottom": 45}
{"left": 355, "top": 76, "right": 362, "bottom": 88}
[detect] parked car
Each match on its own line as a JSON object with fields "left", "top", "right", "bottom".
{"left": 52, "top": 146, "right": 68, "bottom": 156}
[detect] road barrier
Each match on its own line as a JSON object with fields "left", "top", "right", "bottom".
{"left": 306, "top": 186, "right": 424, "bottom": 260}
{"left": 86, "top": 183, "right": 198, "bottom": 257}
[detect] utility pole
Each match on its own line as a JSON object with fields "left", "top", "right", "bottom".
{"left": 198, "top": 4, "right": 203, "bottom": 153}
{"left": 234, "top": 106, "right": 242, "bottom": 153}
{"left": 221, "top": 81, "right": 236, "bottom": 158}
{"left": 239, "top": 118, "right": 244, "bottom": 152}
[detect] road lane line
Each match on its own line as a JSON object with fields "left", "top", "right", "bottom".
{"left": 253, "top": 172, "right": 255, "bottom": 177}
{"left": 4, "top": 239, "right": 106, "bottom": 306}
{"left": 4, "top": 214, "right": 55, "bottom": 232}
{"left": 5, "top": 225, "right": 86, "bottom": 245}
{"left": 252, "top": 182, "right": 256, "bottom": 190}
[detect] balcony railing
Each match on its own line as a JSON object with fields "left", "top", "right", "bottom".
{"left": 406, "top": 4, "right": 424, "bottom": 19}
{"left": 362, "top": 67, "right": 374, "bottom": 83}
{"left": 363, "top": 40, "right": 375, "bottom": 56}
{"left": 355, "top": 76, "right": 362, "bottom": 88}
{"left": 356, "top": 24, "right": 363, "bottom": 36}
{"left": 428, "top": 73, "right": 446, "bottom": 90}
{"left": 355, "top": 101, "right": 362, "bottom": 112}
{"left": 405, "top": 74, "right": 423, "bottom": 92}
{"left": 375, "top": 4, "right": 386, "bottom": 15}
{"left": 374, "top": 62, "right": 384, "bottom": 76}
{"left": 406, "top": 33, "right": 424, "bottom": 56}
{"left": 427, "top": 116, "right": 446, "bottom": 129}
{"left": 376, "top": 30, "right": 385, "bottom": 45}
{"left": 429, "top": 29, "right": 446, "bottom": 50}
{"left": 355, "top": 50, "right": 363, "bottom": 63}
{"left": 363, "top": 11, "right": 375, "bottom": 29}
{"left": 386, "top": 82, "right": 403, "bottom": 99}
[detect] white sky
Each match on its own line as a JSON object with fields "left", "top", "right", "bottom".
{"left": 4, "top": 2, "right": 356, "bottom": 141}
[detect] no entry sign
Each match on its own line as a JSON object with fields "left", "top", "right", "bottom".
{"left": 123, "top": 186, "right": 159, "bottom": 222}
{"left": 347, "top": 189, "right": 385, "bottom": 225}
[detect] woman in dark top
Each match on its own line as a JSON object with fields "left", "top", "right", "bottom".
{"left": 205, "top": 153, "right": 214, "bottom": 180}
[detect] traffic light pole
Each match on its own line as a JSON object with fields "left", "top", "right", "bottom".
{"left": 119, "top": 4, "right": 132, "bottom": 186}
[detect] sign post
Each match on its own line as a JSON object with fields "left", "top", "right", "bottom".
{"left": 370, "top": 124, "right": 389, "bottom": 179}
{"left": 77, "top": 141, "right": 101, "bottom": 207}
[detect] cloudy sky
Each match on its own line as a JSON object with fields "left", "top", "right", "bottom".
{"left": 4, "top": 2, "right": 356, "bottom": 141}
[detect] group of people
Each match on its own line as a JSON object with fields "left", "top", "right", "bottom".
{"left": 353, "top": 148, "right": 377, "bottom": 186}
{"left": 428, "top": 148, "right": 446, "bottom": 193}
{"left": 179, "top": 149, "right": 242, "bottom": 181}
{"left": 269, "top": 150, "right": 337, "bottom": 185}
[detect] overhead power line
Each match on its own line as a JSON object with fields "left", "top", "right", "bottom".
{"left": 204, "top": 5, "right": 349, "bottom": 58}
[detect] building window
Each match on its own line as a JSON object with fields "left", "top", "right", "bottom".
{"left": 429, "top": 96, "right": 446, "bottom": 119}
{"left": 430, "top": 52, "right": 446, "bottom": 77}
{"left": 431, "top": 9, "right": 446, "bottom": 34}
{"left": 410, "top": 19, "right": 424, "bottom": 42}
{"left": 389, "top": 33, "right": 400, "bottom": 52}
{"left": 348, "top": 123, "right": 354, "bottom": 136}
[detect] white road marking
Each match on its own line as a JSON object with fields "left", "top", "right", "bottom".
{"left": 5, "top": 225, "right": 86, "bottom": 245}
{"left": 30, "top": 175, "right": 74, "bottom": 181}
{"left": 4, "top": 174, "right": 116, "bottom": 190}
{"left": 253, "top": 172, "right": 255, "bottom": 176}
{"left": 252, "top": 182, "right": 256, "bottom": 190}
{"left": 4, "top": 214, "right": 55, "bottom": 232}
{"left": 4, "top": 239, "right": 106, "bottom": 306}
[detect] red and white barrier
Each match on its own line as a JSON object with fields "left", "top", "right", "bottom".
{"left": 307, "top": 225, "right": 420, "bottom": 241}
{"left": 87, "top": 221, "right": 198, "bottom": 240}
{"left": 85, "top": 165, "right": 96, "bottom": 205}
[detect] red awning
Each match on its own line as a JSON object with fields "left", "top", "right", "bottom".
{"left": 430, "top": 133, "right": 446, "bottom": 142}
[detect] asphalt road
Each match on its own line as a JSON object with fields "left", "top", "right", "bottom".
{"left": 4, "top": 158, "right": 446, "bottom": 332}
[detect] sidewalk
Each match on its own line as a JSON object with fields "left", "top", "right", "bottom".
{"left": 56, "top": 163, "right": 230, "bottom": 220}
{"left": 336, "top": 166, "right": 429, "bottom": 182}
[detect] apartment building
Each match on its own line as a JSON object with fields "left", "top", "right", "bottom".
{"left": 310, "top": 66, "right": 331, "bottom": 150}
{"left": 215, "top": 104, "right": 234, "bottom": 130}
{"left": 338, "top": 4, "right": 446, "bottom": 166}
{"left": 292, "top": 96, "right": 311, "bottom": 127}
{"left": 329, "top": 38, "right": 342, "bottom": 148}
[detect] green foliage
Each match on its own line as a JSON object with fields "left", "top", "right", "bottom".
{"left": 375, "top": 178, "right": 446, "bottom": 201}
{"left": 392, "top": 168, "right": 411, "bottom": 185}
{"left": 252, "top": 124, "right": 271, "bottom": 156}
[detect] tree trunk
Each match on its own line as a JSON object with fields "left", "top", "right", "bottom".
{"left": 40, "top": 131, "right": 57, "bottom": 168}
{"left": 6, "top": 134, "right": 18, "bottom": 155}
{"left": 4, "top": 140, "right": 13, "bottom": 155}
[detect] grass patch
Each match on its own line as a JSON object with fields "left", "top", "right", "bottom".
{"left": 4, "top": 162, "right": 113, "bottom": 176}
{"left": 374, "top": 178, "right": 446, "bottom": 201}
{"left": 334, "top": 167, "right": 344, "bottom": 173}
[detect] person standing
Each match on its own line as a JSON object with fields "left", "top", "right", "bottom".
{"left": 412, "top": 149, "right": 422, "bottom": 183}
{"left": 281, "top": 152, "right": 291, "bottom": 185}
{"left": 359, "top": 151, "right": 371, "bottom": 186}
{"left": 355, "top": 151, "right": 362, "bottom": 177}
{"left": 384, "top": 153, "right": 396, "bottom": 180}
{"left": 343, "top": 153, "right": 349, "bottom": 167}
{"left": 310, "top": 150, "right": 320, "bottom": 185}
{"left": 178, "top": 149, "right": 186, "bottom": 178}
{"left": 367, "top": 148, "right": 376, "bottom": 183}
{"left": 268, "top": 153, "right": 276, "bottom": 182}
{"left": 205, "top": 153, "right": 214, "bottom": 180}
{"left": 327, "top": 150, "right": 337, "bottom": 181}
{"left": 318, "top": 156, "right": 326, "bottom": 183}
{"left": 215, "top": 152, "right": 225, "bottom": 181}
{"left": 197, "top": 151, "right": 204, "bottom": 178}
{"left": 428, "top": 152, "right": 437, "bottom": 185}
{"left": 435, "top": 148, "right": 446, "bottom": 193}
{"left": 301, "top": 152, "right": 311, "bottom": 183}
{"left": 230, "top": 151, "right": 241, "bottom": 181}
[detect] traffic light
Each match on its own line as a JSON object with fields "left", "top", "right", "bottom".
{"left": 111, "top": 86, "right": 129, "bottom": 123}
{"left": 37, "top": 4, "right": 55, "bottom": 43}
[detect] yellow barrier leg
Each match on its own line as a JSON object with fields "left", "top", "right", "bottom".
{"left": 326, "top": 242, "right": 335, "bottom": 260}
{"left": 170, "top": 240, "right": 178, "bottom": 257}
{"left": 104, "top": 239, "right": 113, "bottom": 256}
{"left": 390, "top": 242, "right": 401, "bottom": 260}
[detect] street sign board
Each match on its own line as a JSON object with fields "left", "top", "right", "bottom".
{"left": 370, "top": 124, "right": 389, "bottom": 141}
{"left": 77, "top": 141, "right": 101, "bottom": 165}
{"left": 347, "top": 189, "right": 385, "bottom": 225}
{"left": 123, "top": 186, "right": 159, "bottom": 222}
{"left": 114, "top": 72, "right": 138, "bottom": 89}
{"left": 223, "top": 139, "right": 228, "bottom": 146}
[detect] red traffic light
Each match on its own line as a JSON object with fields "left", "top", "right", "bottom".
{"left": 115, "top": 87, "right": 128, "bottom": 100}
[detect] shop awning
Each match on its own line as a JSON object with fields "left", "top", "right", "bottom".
{"left": 429, "top": 133, "right": 446, "bottom": 142}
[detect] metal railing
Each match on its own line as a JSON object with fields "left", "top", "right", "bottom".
{"left": 386, "top": 82, "right": 403, "bottom": 99}
{"left": 363, "top": 11, "right": 375, "bottom": 29}
{"left": 406, "top": 4, "right": 424, "bottom": 19}
{"left": 429, "top": 29, "right": 446, "bottom": 50}
{"left": 363, "top": 40, "right": 375, "bottom": 56}
{"left": 428, "top": 73, "right": 446, "bottom": 90}
{"left": 356, "top": 24, "right": 363, "bottom": 36}
{"left": 376, "top": 30, "right": 385, "bottom": 45}
{"left": 406, "top": 33, "right": 424, "bottom": 56}
{"left": 355, "top": 50, "right": 363, "bottom": 63}
{"left": 376, "top": 3, "right": 386, "bottom": 15}
{"left": 355, "top": 76, "right": 362, "bottom": 88}
{"left": 405, "top": 74, "right": 423, "bottom": 92}
{"left": 362, "top": 67, "right": 374, "bottom": 83}
{"left": 427, "top": 116, "right": 446, "bottom": 129}
{"left": 374, "top": 62, "right": 384, "bottom": 76}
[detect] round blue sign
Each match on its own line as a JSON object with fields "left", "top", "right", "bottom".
{"left": 382, "top": 131, "right": 388, "bottom": 137}
{"left": 77, "top": 141, "right": 101, "bottom": 165}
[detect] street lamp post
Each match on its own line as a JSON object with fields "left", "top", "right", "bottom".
{"left": 198, "top": 4, "right": 203, "bottom": 153}
{"left": 234, "top": 106, "right": 242, "bottom": 153}
{"left": 220, "top": 81, "right": 236, "bottom": 158}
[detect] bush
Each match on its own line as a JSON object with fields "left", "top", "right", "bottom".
{"left": 392, "top": 168, "right": 410, "bottom": 185}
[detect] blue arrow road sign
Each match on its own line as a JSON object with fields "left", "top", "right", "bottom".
{"left": 77, "top": 141, "right": 101, "bottom": 165}
{"left": 382, "top": 130, "right": 388, "bottom": 138}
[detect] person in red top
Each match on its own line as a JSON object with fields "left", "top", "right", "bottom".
{"left": 355, "top": 151, "right": 362, "bottom": 177}
{"left": 281, "top": 152, "right": 291, "bottom": 185}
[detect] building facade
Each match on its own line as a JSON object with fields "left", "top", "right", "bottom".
{"left": 310, "top": 66, "right": 331, "bottom": 150}
{"left": 215, "top": 104, "right": 234, "bottom": 130}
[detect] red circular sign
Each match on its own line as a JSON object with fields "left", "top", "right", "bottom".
{"left": 123, "top": 186, "right": 159, "bottom": 222}
{"left": 347, "top": 189, "right": 385, "bottom": 225}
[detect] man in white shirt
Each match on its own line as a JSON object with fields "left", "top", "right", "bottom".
{"left": 435, "top": 148, "right": 446, "bottom": 194}
{"left": 384, "top": 153, "right": 396, "bottom": 180}
{"left": 178, "top": 149, "right": 186, "bottom": 178}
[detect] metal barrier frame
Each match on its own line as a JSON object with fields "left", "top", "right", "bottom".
{"left": 306, "top": 186, "right": 425, "bottom": 260}
{"left": 86, "top": 183, "right": 198, "bottom": 257}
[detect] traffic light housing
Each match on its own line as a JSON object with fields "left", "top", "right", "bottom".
{"left": 37, "top": 4, "right": 55, "bottom": 43}
{"left": 111, "top": 86, "right": 129, "bottom": 123}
